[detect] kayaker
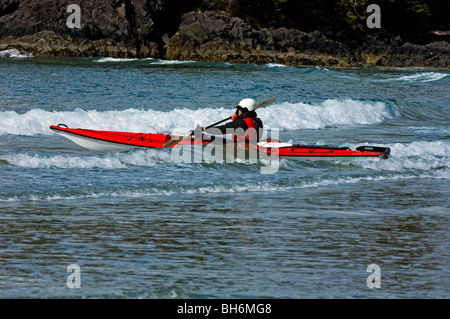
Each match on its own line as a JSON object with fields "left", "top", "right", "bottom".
{"left": 202, "top": 98, "right": 263, "bottom": 142}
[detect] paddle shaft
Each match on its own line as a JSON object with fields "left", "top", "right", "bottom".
{"left": 205, "top": 117, "right": 231, "bottom": 130}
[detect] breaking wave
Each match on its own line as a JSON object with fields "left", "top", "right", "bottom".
{"left": 0, "top": 149, "right": 173, "bottom": 169}
{"left": 261, "top": 99, "right": 397, "bottom": 129}
{"left": 0, "top": 49, "right": 33, "bottom": 58}
{"left": 93, "top": 57, "right": 196, "bottom": 65}
{"left": 94, "top": 57, "right": 139, "bottom": 63}
{"left": 351, "top": 140, "right": 450, "bottom": 176}
{"left": 0, "top": 99, "right": 397, "bottom": 136}
{"left": 385, "top": 72, "right": 449, "bottom": 83}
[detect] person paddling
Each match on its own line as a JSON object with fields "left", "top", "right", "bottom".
{"left": 202, "top": 98, "right": 264, "bottom": 142}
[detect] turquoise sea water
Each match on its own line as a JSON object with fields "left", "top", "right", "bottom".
{"left": 0, "top": 52, "right": 449, "bottom": 298}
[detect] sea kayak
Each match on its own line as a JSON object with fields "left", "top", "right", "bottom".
{"left": 49, "top": 124, "right": 391, "bottom": 160}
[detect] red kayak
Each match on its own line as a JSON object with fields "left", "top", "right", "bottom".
{"left": 50, "top": 124, "right": 390, "bottom": 160}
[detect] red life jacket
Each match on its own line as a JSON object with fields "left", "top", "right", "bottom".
{"left": 233, "top": 116, "right": 258, "bottom": 143}
{"left": 243, "top": 117, "right": 256, "bottom": 130}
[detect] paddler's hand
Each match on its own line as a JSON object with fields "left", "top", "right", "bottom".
{"left": 202, "top": 126, "right": 206, "bottom": 131}
{"left": 230, "top": 114, "right": 237, "bottom": 120}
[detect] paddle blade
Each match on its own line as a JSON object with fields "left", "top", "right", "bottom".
{"left": 255, "top": 97, "right": 277, "bottom": 110}
{"left": 163, "top": 135, "right": 184, "bottom": 148}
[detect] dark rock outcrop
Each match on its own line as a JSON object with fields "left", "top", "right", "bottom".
{"left": 356, "top": 32, "right": 450, "bottom": 67}
{"left": 0, "top": 0, "right": 167, "bottom": 57}
{"left": 166, "top": 11, "right": 351, "bottom": 66}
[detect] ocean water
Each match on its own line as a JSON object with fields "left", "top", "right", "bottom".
{"left": 0, "top": 53, "right": 449, "bottom": 299}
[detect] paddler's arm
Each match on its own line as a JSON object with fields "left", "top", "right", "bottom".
{"left": 202, "top": 113, "right": 238, "bottom": 133}
{"left": 203, "top": 117, "right": 247, "bottom": 135}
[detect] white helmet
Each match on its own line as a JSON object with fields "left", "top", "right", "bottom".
{"left": 238, "top": 98, "right": 256, "bottom": 111}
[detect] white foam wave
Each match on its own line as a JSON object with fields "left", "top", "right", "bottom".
{"left": 93, "top": 57, "right": 197, "bottom": 65}
{"left": 265, "top": 63, "right": 287, "bottom": 68}
{"left": 0, "top": 49, "right": 33, "bottom": 58}
{"left": 259, "top": 99, "right": 396, "bottom": 130}
{"left": 94, "top": 57, "right": 139, "bottom": 63}
{"left": 0, "top": 99, "right": 395, "bottom": 136}
{"left": 390, "top": 72, "right": 448, "bottom": 83}
{"left": 0, "top": 108, "right": 211, "bottom": 136}
{"left": 349, "top": 140, "right": 450, "bottom": 175}
{"left": 152, "top": 59, "right": 196, "bottom": 65}
{"left": 1, "top": 149, "right": 173, "bottom": 169}
{"left": 1, "top": 153, "right": 126, "bottom": 169}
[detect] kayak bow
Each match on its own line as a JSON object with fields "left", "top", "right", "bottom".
{"left": 50, "top": 124, "right": 172, "bottom": 151}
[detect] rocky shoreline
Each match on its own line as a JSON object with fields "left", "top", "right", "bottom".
{"left": 1, "top": 1, "right": 449, "bottom": 68}
{"left": 165, "top": 11, "right": 449, "bottom": 68}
